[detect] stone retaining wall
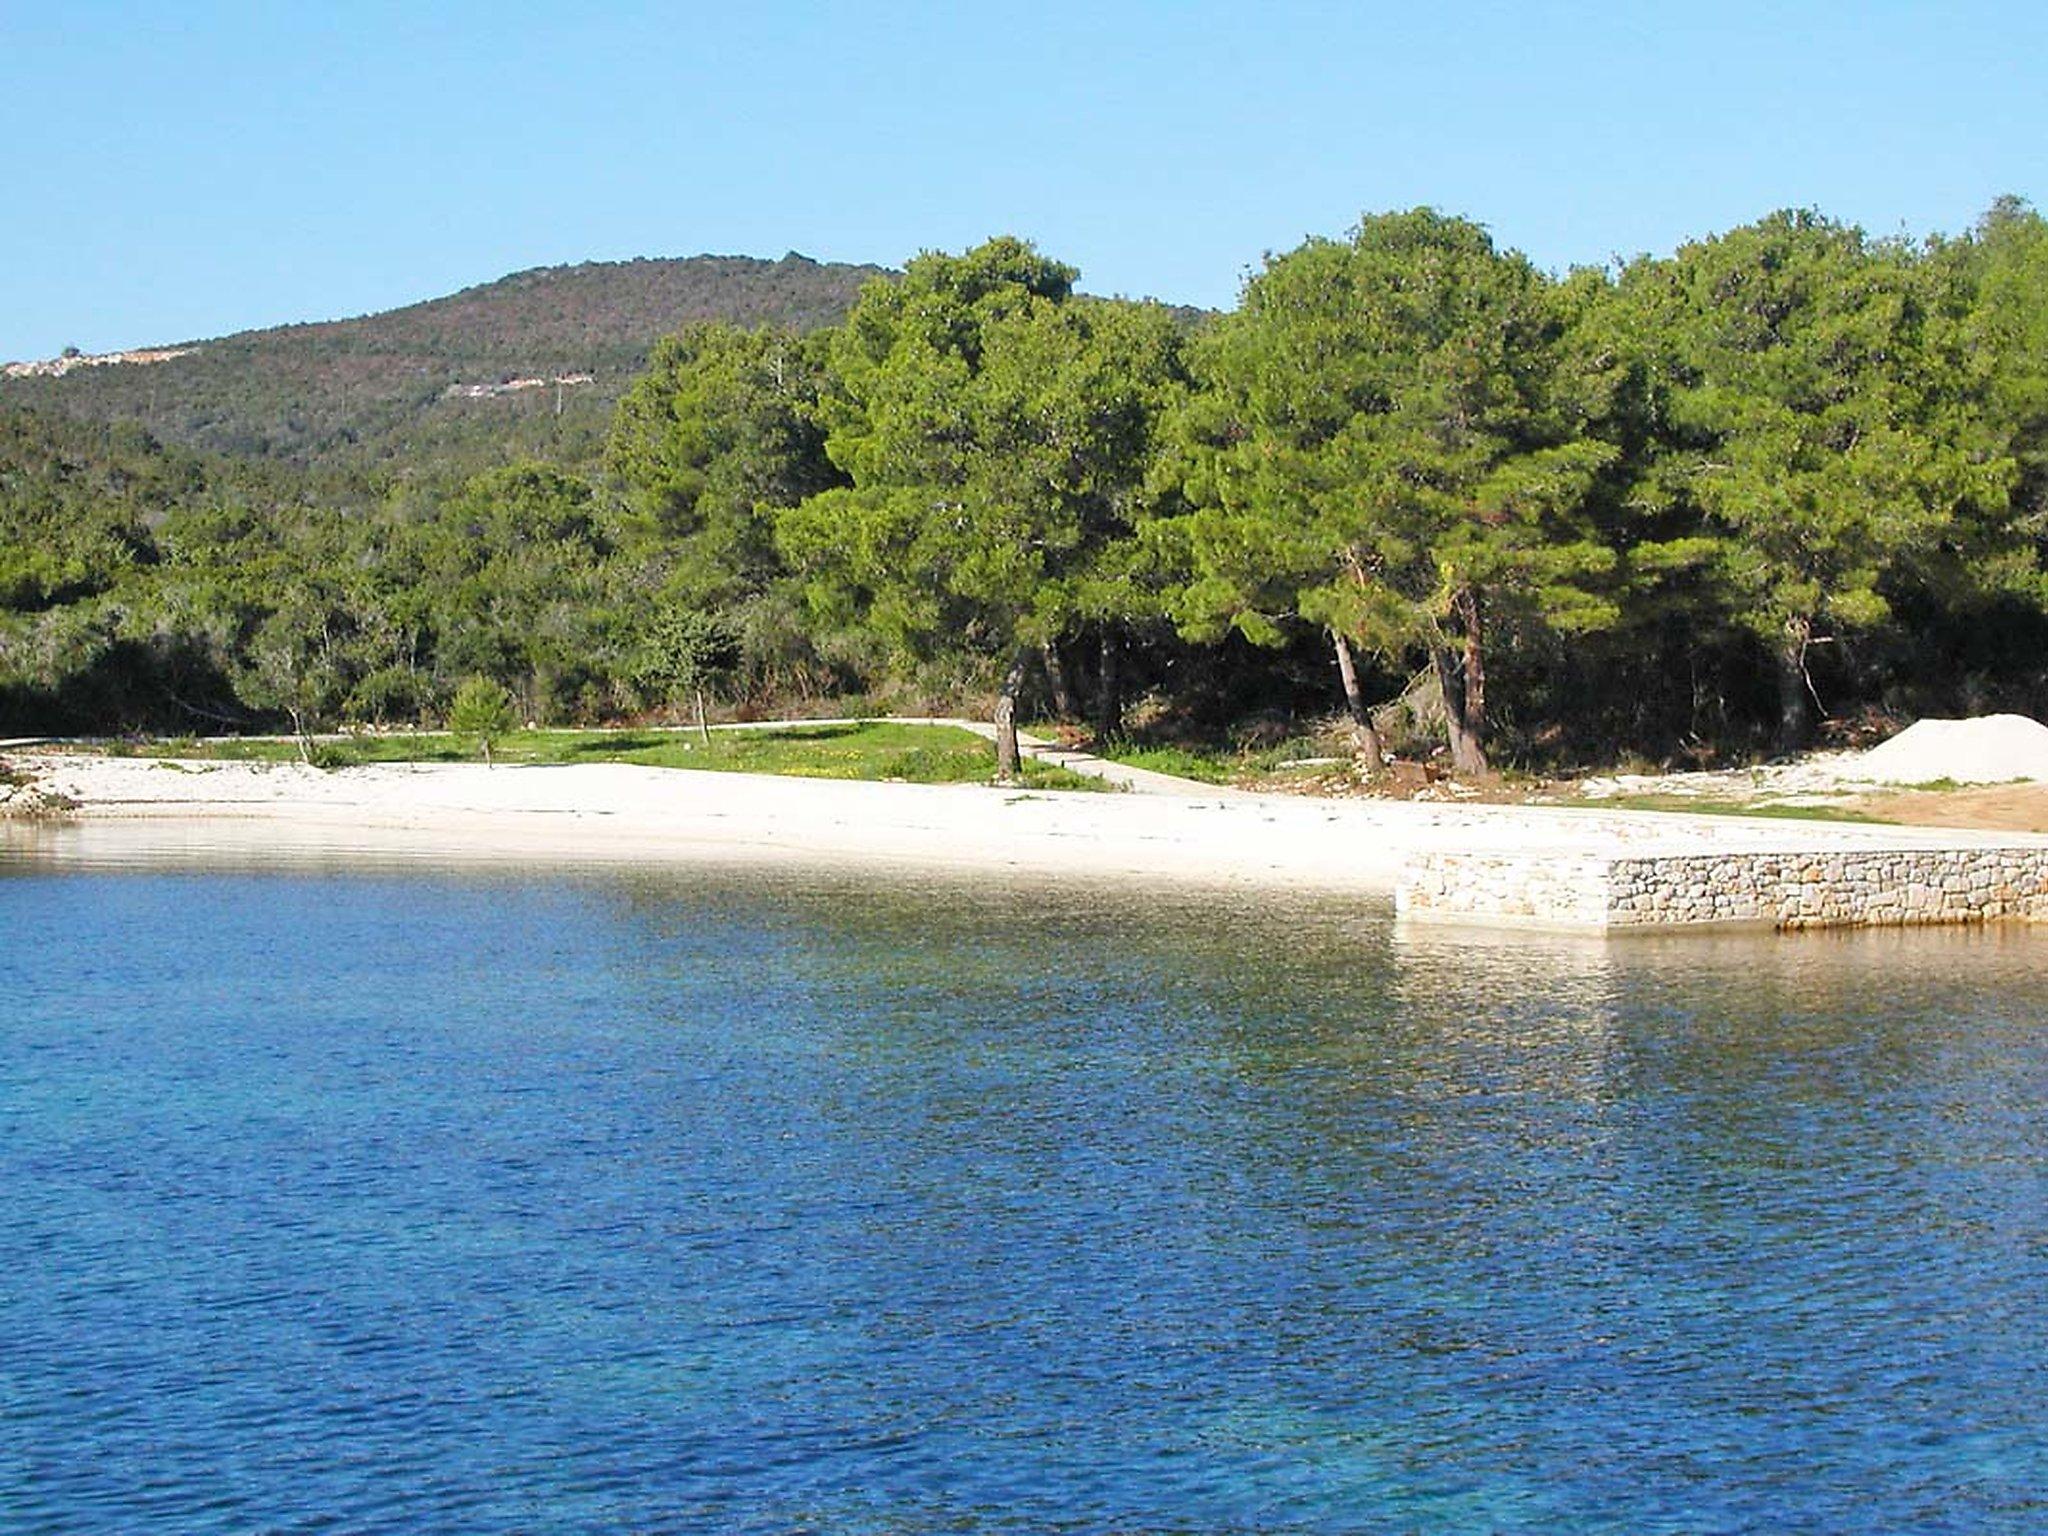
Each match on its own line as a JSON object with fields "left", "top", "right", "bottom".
{"left": 1398, "top": 845, "right": 2048, "bottom": 932}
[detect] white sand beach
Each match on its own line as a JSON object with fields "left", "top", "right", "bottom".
{"left": 11, "top": 751, "right": 2044, "bottom": 893}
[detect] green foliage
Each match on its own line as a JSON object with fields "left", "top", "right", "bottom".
{"left": 605, "top": 322, "right": 846, "bottom": 700}
{"left": 307, "top": 740, "right": 363, "bottom": 771}
{"left": 778, "top": 237, "right": 1186, "bottom": 776}
{"left": 0, "top": 254, "right": 886, "bottom": 475}
{"left": 1953, "top": 198, "right": 2048, "bottom": 582}
{"left": 1155, "top": 209, "right": 1618, "bottom": 769}
{"left": 1092, "top": 728, "right": 1351, "bottom": 786}
{"left": 0, "top": 413, "right": 168, "bottom": 616}
{"left": 1600, "top": 209, "right": 2026, "bottom": 745}
{"left": 608, "top": 324, "right": 843, "bottom": 566}
{"left": 1090, "top": 743, "right": 1240, "bottom": 785}
{"left": 637, "top": 610, "right": 738, "bottom": 695}
{"left": 447, "top": 676, "right": 517, "bottom": 762}
{"left": 5, "top": 207, "right": 2048, "bottom": 773}
{"left": 635, "top": 608, "right": 740, "bottom": 741}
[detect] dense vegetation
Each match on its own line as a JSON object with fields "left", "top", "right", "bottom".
{"left": 5, "top": 202, "right": 2045, "bottom": 777}
{"left": 0, "top": 254, "right": 884, "bottom": 475}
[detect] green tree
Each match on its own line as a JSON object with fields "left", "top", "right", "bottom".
{"left": 779, "top": 237, "right": 1179, "bottom": 778}
{"left": 605, "top": 322, "right": 847, "bottom": 700}
{"left": 978, "top": 294, "right": 1187, "bottom": 741}
{"left": 447, "top": 675, "right": 516, "bottom": 765}
{"left": 429, "top": 462, "right": 616, "bottom": 721}
{"left": 1611, "top": 210, "right": 2017, "bottom": 749}
{"left": 234, "top": 586, "right": 353, "bottom": 762}
{"left": 1156, "top": 210, "right": 1617, "bottom": 773}
{"left": 636, "top": 609, "right": 739, "bottom": 744}
{"left": 607, "top": 323, "right": 842, "bottom": 583}
{"left": 1958, "top": 197, "right": 2048, "bottom": 552}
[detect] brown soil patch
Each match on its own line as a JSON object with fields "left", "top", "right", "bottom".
{"left": 1245, "top": 761, "right": 1538, "bottom": 804}
{"left": 1846, "top": 783, "right": 2048, "bottom": 833}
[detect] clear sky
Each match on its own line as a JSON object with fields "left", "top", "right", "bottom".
{"left": 3, "top": 1, "right": 2042, "bottom": 360}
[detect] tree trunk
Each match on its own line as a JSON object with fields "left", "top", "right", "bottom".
{"left": 993, "top": 653, "right": 1028, "bottom": 783}
{"left": 1093, "top": 629, "right": 1123, "bottom": 743}
{"left": 1329, "top": 629, "right": 1385, "bottom": 770}
{"left": 1775, "top": 625, "right": 1814, "bottom": 754}
{"left": 1455, "top": 590, "right": 1487, "bottom": 747}
{"left": 481, "top": 737, "right": 493, "bottom": 768}
{"left": 1432, "top": 642, "right": 1490, "bottom": 776}
{"left": 286, "top": 705, "right": 312, "bottom": 766}
{"left": 1041, "top": 641, "right": 1075, "bottom": 720}
{"left": 694, "top": 685, "right": 711, "bottom": 747}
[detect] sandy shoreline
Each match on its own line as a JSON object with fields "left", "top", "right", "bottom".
{"left": 11, "top": 751, "right": 2046, "bottom": 893}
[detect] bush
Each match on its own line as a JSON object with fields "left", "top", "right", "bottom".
{"left": 308, "top": 741, "right": 362, "bottom": 771}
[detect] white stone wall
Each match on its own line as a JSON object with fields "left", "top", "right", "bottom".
{"left": 1397, "top": 851, "right": 1615, "bottom": 929}
{"left": 1399, "top": 846, "right": 2048, "bottom": 932}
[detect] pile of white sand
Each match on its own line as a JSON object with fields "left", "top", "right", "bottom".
{"left": 1853, "top": 714, "right": 2048, "bottom": 785}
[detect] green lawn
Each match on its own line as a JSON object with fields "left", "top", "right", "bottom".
{"left": 1088, "top": 737, "right": 1340, "bottom": 786}
{"left": 95, "top": 722, "right": 1111, "bottom": 791}
{"left": 1088, "top": 743, "right": 1240, "bottom": 785}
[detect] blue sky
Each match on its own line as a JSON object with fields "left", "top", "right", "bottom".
{"left": 2, "top": 1, "right": 2042, "bottom": 359}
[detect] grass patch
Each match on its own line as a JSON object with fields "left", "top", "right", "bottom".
{"left": 72, "top": 722, "right": 1110, "bottom": 791}
{"left": 1095, "top": 744, "right": 1240, "bottom": 785}
{"left": 1560, "top": 792, "right": 1888, "bottom": 824}
{"left": 1093, "top": 733, "right": 1343, "bottom": 787}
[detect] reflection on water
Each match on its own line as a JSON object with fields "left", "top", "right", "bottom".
{"left": 3, "top": 829, "right": 2045, "bottom": 1532}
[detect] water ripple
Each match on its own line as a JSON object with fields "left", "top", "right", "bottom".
{"left": 2, "top": 859, "right": 2045, "bottom": 1532}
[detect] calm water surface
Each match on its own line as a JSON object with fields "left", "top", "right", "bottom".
{"left": 3, "top": 825, "right": 2045, "bottom": 1533}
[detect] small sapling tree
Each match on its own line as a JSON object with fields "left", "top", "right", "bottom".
{"left": 638, "top": 609, "right": 740, "bottom": 744}
{"left": 448, "top": 675, "right": 516, "bottom": 765}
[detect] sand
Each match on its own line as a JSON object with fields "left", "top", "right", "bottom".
{"left": 9, "top": 751, "right": 2040, "bottom": 893}
{"left": 1852, "top": 714, "right": 2048, "bottom": 785}
{"left": 1567, "top": 714, "right": 2048, "bottom": 819}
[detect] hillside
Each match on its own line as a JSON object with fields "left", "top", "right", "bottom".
{"left": 0, "top": 253, "right": 888, "bottom": 475}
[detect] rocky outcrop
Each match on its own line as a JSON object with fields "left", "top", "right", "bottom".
{"left": 2, "top": 347, "right": 197, "bottom": 379}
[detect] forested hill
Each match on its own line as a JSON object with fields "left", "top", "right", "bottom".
{"left": 0, "top": 253, "right": 889, "bottom": 475}
{"left": 7, "top": 208, "right": 2043, "bottom": 763}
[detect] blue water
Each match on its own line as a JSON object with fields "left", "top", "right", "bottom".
{"left": 3, "top": 837, "right": 2046, "bottom": 1533}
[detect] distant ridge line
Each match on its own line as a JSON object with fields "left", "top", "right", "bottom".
{"left": 0, "top": 252, "right": 893, "bottom": 470}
